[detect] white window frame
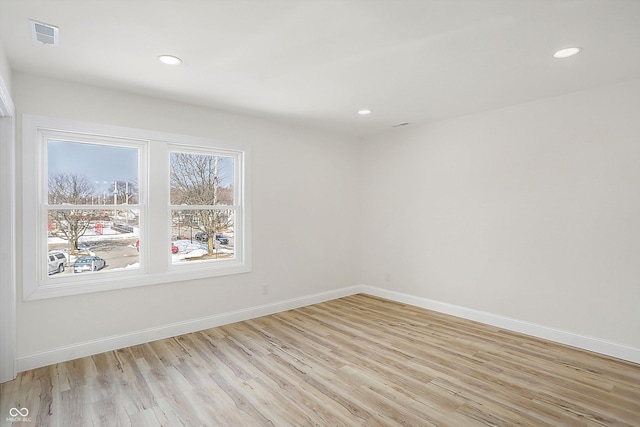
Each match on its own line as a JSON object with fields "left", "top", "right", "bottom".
{"left": 167, "top": 144, "right": 246, "bottom": 273}
{"left": 23, "top": 115, "right": 251, "bottom": 300}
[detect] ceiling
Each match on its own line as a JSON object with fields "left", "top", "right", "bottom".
{"left": 1, "top": 0, "right": 639, "bottom": 137}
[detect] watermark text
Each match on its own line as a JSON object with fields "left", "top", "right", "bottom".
{"left": 7, "top": 407, "right": 32, "bottom": 423}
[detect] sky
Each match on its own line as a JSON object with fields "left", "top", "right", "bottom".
{"left": 48, "top": 139, "right": 138, "bottom": 195}
{"left": 48, "top": 139, "right": 235, "bottom": 196}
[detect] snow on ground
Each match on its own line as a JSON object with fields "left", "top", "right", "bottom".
{"left": 48, "top": 229, "right": 139, "bottom": 245}
{"left": 172, "top": 239, "right": 233, "bottom": 262}
{"left": 172, "top": 240, "right": 208, "bottom": 260}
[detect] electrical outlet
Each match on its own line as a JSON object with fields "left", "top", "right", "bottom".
{"left": 385, "top": 273, "right": 391, "bottom": 282}
{"left": 262, "top": 283, "right": 269, "bottom": 295}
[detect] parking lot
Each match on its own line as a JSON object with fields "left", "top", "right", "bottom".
{"left": 48, "top": 237, "right": 139, "bottom": 274}
{"left": 48, "top": 233, "right": 235, "bottom": 275}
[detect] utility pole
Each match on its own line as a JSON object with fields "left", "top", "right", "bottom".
{"left": 125, "top": 182, "right": 130, "bottom": 226}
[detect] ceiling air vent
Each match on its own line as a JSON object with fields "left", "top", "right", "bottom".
{"left": 29, "top": 19, "right": 59, "bottom": 46}
{"left": 392, "top": 122, "right": 410, "bottom": 128}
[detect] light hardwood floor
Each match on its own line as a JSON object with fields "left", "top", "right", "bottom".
{"left": 2, "top": 294, "right": 640, "bottom": 426}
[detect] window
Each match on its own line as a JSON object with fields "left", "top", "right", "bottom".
{"left": 47, "top": 138, "right": 142, "bottom": 276}
{"left": 23, "top": 115, "right": 251, "bottom": 300}
{"left": 169, "top": 149, "right": 239, "bottom": 265}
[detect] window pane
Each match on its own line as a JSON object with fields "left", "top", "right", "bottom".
{"left": 170, "top": 152, "right": 234, "bottom": 205}
{"left": 171, "top": 209, "right": 235, "bottom": 264}
{"left": 48, "top": 139, "right": 139, "bottom": 205}
{"left": 47, "top": 208, "right": 140, "bottom": 275}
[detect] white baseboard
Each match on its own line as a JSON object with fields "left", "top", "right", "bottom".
{"left": 360, "top": 285, "right": 640, "bottom": 364}
{"left": 16, "top": 284, "right": 640, "bottom": 372}
{"left": 16, "top": 286, "right": 361, "bottom": 372}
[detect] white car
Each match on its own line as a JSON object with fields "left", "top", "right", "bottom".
{"left": 73, "top": 255, "right": 106, "bottom": 273}
{"left": 47, "top": 251, "right": 67, "bottom": 275}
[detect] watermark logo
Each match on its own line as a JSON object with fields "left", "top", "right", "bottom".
{"left": 7, "top": 407, "right": 32, "bottom": 423}
{"left": 9, "top": 408, "right": 29, "bottom": 417}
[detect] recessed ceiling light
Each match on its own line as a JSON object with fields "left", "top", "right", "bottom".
{"left": 358, "top": 109, "right": 372, "bottom": 115}
{"left": 158, "top": 55, "right": 182, "bottom": 65}
{"left": 553, "top": 47, "right": 582, "bottom": 59}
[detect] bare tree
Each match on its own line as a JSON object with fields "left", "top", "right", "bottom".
{"left": 48, "top": 173, "right": 97, "bottom": 254}
{"left": 114, "top": 181, "right": 138, "bottom": 205}
{"left": 170, "top": 153, "right": 233, "bottom": 254}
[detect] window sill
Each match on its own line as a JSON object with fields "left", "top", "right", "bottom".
{"left": 24, "top": 263, "right": 252, "bottom": 301}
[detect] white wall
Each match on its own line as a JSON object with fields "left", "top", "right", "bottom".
{"left": 0, "top": 35, "right": 17, "bottom": 382}
{"left": 0, "top": 38, "right": 11, "bottom": 92}
{"left": 360, "top": 79, "right": 640, "bottom": 349}
{"left": 13, "top": 72, "right": 362, "bottom": 360}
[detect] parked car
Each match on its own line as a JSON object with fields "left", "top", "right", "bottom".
{"left": 47, "top": 251, "right": 67, "bottom": 275}
{"left": 73, "top": 255, "right": 106, "bottom": 273}
{"left": 194, "top": 232, "right": 229, "bottom": 245}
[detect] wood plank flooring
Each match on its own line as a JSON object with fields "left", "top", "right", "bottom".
{"left": 2, "top": 294, "right": 640, "bottom": 426}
